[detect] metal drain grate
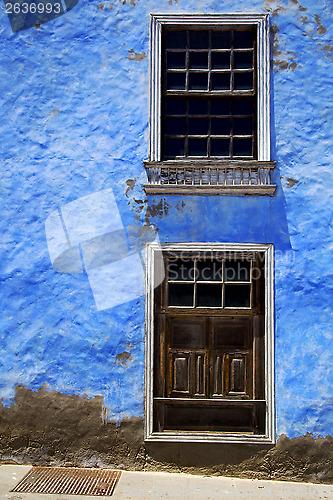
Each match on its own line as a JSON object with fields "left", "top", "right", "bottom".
{"left": 11, "top": 467, "right": 121, "bottom": 496}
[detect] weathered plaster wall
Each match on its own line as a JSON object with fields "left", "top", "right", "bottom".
{"left": 0, "top": 0, "right": 332, "bottom": 477}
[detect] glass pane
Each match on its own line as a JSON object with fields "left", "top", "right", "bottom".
{"left": 188, "top": 117, "right": 208, "bottom": 135}
{"left": 188, "top": 138, "right": 207, "bottom": 156}
{"left": 165, "top": 117, "right": 186, "bottom": 135}
{"left": 225, "top": 284, "right": 251, "bottom": 307}
{"left": 167, "top": 73, "right": 186, "bottom": 90}
{"left": 164, "top": 138, "right": 185, "bottom": 158}
{"left": 197, "top": 260, "right": 223, "bottom": 281}
{"left": 234, "top": 51, "right": 253, "bottom": 69}
{"left": 225, "top": 260, "right": 251, "bottom": 282}
{"left": 211, "top": 52, "right": 230, "bottom": 69}
{"left": 212, "top": 99, "right": 230, "bottom": 115}
{"left": 234, "top": 72, "right": 253, "bottom": 90}
{"left": 233, "top": 98, "right": 253, "bottom": 115}
{"left": 170, "top": 320, "right": 205, "bottom": 348}
{"left": 233, "top": 138, "right": 253, "bottom": 157}
{"left": 189, "top": 30, "right": 209, "bottom": 49}
{"left": 188, "top": 98, "right": 208, "bottom": 115}
{"left": 211, "top": 118, "right": 230, "bottom": 135}
{"left": 189, "top": 73, "right": 208, "bottom": 90}
{"left": 168, "top": 258, "right": 195, "bottom": 281}
{"left": 211, "top": 73, "right": 231, "bottom": 90}
{"left": 166, "top": 31, "right": 187, "bottom": 49}
{"left": 211, "top": 138, "right": 229, "bottom": 156}
{"left": 168, "top": 283, "right": 194, "bottom": 307}
{"left": 165, "top": 98, "right": 186, "bottom": 115}
{"left": 233, "top": 30, "right": 254, "bottom": 49}
{"left": 167, "top": 51, "right": 186, "bottom": 69}
{"left": 197, "top": 284, "right": 222, "bottom": 307}
{"left": 189, "top": 52, "right": 208, "bottom": 69}
{"left": 233, "top": 117, "right": 253, "bottom": 135}
{"left": 212, "top": 31, "right": 231, "bottom": 49}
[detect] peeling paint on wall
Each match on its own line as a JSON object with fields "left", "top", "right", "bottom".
{"left": 128, "top": 49, "right": 146, "bottom": 62}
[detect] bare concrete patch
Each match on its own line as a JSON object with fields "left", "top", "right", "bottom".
{"left": 0, "top": 386, "right": 332, "bottom": 484}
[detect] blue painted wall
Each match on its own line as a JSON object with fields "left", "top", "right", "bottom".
{"left": 0, "top": 0, "right": 332, "bottom": 438}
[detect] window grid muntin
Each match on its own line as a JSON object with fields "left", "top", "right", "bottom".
{"left": 166, "top": 256, "right": 253, "bottom": 309}
{"left": 162, "top": 27, "right": 257, "bottom": 160}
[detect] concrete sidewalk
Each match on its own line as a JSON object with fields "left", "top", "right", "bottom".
{"left": 0, "top": 465, "right": 332, "bottom": 500}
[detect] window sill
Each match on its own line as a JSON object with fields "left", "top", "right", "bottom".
{"left": 143, "top": 160, "right": 276, "bottom": 196}
{"left": 145, "top": 432, "right": 275, "bottom": 444}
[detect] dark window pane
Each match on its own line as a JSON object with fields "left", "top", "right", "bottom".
{"left": 213, "top": 318, "right": 250, "bottom": 348}
{"left": 212, "top": 31, "right": 231, "bottom": 49}
{"left": 167, "top": 51, "right": 186, "bottom": 69}
{"left": 234, "top": 72, "right": 253, "bottom": 90}
{"left": 212, "top": 99, "right": 231, "bottom": 115}
{"left": 197, "top": 284, "right": 222, "bottom": 307}
{"left": 211, "top": 73, "right": 230, "bottom": 90}
{"left": 188, "top": 138, "right": 207, "bottom": 156}
{"left": 189, "top": 52, "right": 208, "bottom": 69}
{"left": 225, "top": 284, "right": 251, "bottom": 307}
{"left": 189, "top": 73, "right": 208, "bottom": 90}
{"left": 211, "top": 118, "right": 230, "bottom": 135}
{"left": 188, "top": 117, "right": 208, "bottom": 135}
{"left": 189, "top": 30, "right": 209, "bottom": 49}
{"left": 167, "top": 72, "right": 186, "bottom": 90}
{"left": 165, "top": 117, "right": 186, "bottom": 135}
{"left": 170, "top": 320, "right": 205, "bottom": 348}
{"left": 197, "top": 260, "right": 223, "bottom": 281}
{"left": 164, "top": 138, "right": 185, "bottom": 157}
{"left": 233, "top": 30, "right": 254, "bottom": 49}
{"left": 188, "top": 99, "right": 208, "bottom": 115}
{"left": 165, "top": 98, "right": 186, "bottom": 115}
{"left": 168, "top": 258, "right": 195, "bottom": 281}
{"left": 211, "top": 138, "right": 229, "bottom": 156}
{"left": 234, "top": 51, "right": 253, "bottom": 69}
{"left": 233, "top": 98, "right": 253, "bottom": 115}
{"left": 225, "top": 260, "right": 251, "bottom": 282}
{"left": 211, "top": 52, "right": 230, "bottom": 69}
{"left": 233, "top": 138, "right": 253, "bottom": 157}
{"left": 166, "top": 31, "right": 187, "bottom": 49}
{"left": 168, "top": 283, "right": 194, "bottom": 307}
{"left": 233, "top": 117, "right": 253, "bottom": 135}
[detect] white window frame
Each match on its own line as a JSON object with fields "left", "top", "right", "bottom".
{"left": 144, "top": 242, "right": 275, "bottom": 444}
{"left": 144, "top": 14, "right": 276, "bottom": 196}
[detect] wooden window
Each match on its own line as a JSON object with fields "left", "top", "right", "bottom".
{"left": 145, "top": 243, "right": 275, "bottom": 443}
{"left": 144, "top": 14, "right": 276, "bottom": 196}
{"left": 163, "top": 28, "right": 257, "bottom": 159}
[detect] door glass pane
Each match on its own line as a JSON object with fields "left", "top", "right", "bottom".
{"left": 225, "top": 284, "right": 251, "bottom": 307}
{"left": 168, "top": 283, "right": 194, "bottom": 306}
{"left": 168, "top": 258, "right": 195, "bottom": 281}
{"left": 197, "top": 284, "right": 222, "bottom": 307}
{"left": 197, "top": 260, "right": 222, "bottom": 281}
{"left": 225, "top": 260, "right": 251, "bottom": 281}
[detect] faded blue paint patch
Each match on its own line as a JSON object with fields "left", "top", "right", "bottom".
{"left": 0, "top": 0, "right": 332, "bottom": 440}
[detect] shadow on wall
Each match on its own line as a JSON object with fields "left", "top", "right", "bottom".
{"left": 144, "top": 68, "right": 291, "bottom": 252}
{"left": 1, "top": 385, "right": 332, "bottom": 483}
{"left": 145, "top": 174, "right": 291, "bottom": 251}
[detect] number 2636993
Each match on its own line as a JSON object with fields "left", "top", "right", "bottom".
{"left": 5, "top": 3, "right": 61, "bottom": 14}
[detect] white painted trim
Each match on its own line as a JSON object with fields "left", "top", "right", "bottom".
{"left": 144, "top": 242, "right": 275, "bottom": 444}
{"left": 148, "top": 13, "right": 271, "bottom": 163}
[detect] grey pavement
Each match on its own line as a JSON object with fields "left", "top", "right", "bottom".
{"left": 0, "top": 465, "right": 332, "bottom": 500}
